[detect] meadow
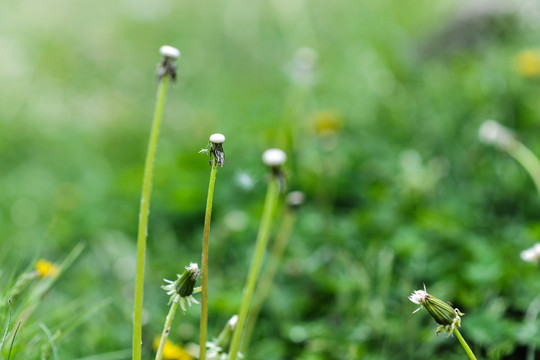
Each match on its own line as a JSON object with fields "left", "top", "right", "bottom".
{"left": 1, "top": 0, "right": 540, "bottom": 359}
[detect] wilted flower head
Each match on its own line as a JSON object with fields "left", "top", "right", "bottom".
{"left": 409, "top": 285, "right": 465, "bottom": 336}
{"left": 478, "top": 120, "right": 517, "bottom": 151}
{"left": 162, "top": 263, "right": 201, "bottom": 312}
{"left": 521, "top": 243, "right": 540, "bottom": 263}
{"left": 515, "top": 49, "right": 540, "bottom": 78}
{"left": 35, "top": 259, "right": 59, "bottom": 278}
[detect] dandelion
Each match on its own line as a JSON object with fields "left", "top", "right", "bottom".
{"left": 35, "top": 259, "right": 59, "bottom": 278}
{"left": 153, "top": 338, "right": 193, "bottom": 360}
{"left": 515, "top": 49, "right": 540, "bottom": 78}
{"left": 162, "top": 263, "right": 201, "bottom": 312}
{"left": 312, "top": 110, "right": 343, "bottom": 138}
{"left": 520, "top": 243, "right": 540, "bottom": 263}
{"left": 133, "top": 45, "right": 180, "bottom": 360}
{"left": 156, "top": 263, "right": 201, "bottom": 360}
{"left": 228, "top": 149, "right": 286, "bottom": 360}
{"left": 199, "top": 134, "right": 228, "bottom": 359}
{"left": 206, "top": 315, "right": 242, "bottom": 360}
{"left": 409, "top": 286, "right": 477, "bottom": 359}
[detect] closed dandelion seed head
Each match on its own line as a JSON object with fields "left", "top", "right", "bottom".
{"left": 478, "top": 120, "right": 517, "bottom": 151}
{"left": 159, "top": 45, "right": 181, "bottom": 60}
{"left": 202, "top": 133, "right": 229, "bottom": 167}
{"left": 287, "top": 191, "right": 305, "bottom": 209}
{"left": 409, "top": 286, "right": 464, "bottom": 337}
{"left": 157, "top": 45, "right": 180, "bottom": 81}
{"left": 162, "top": 262, "right": 201, "bottom": 313}
{"left": 262, "top": 148, "right": 287, "bottom": 167}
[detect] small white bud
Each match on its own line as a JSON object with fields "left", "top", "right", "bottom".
{"left": 262, "top": 148, "right": 287, "bottom": 166}
{"left": 159, "top": 45, "right": 181, "bottom": 59}
{"left": 227, "top": 314, "right": 238, "bottom": 330}
{"left": 478, "top": 120, "right": 516, "bottom": 150}
{"left": 209, "top": 133, "right": 226, "bottom": 144}
{"left": 287, "top": 191, "right": 305, "bottom": 207}
{"left": 521, "top": 243, "right": 540, "bottom": 263}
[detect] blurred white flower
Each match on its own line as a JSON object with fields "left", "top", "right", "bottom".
{"left": 520, "top": 243, "right": 540, "bottom": 263}
{"left": 478, "top": 120, "right": 517, "bottom": 150}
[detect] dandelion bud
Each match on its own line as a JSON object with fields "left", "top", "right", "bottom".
{"left": 162, "top": 262, "right": 201, "bottom": 312}
{"left": 478, "top": 120, "right": 517, "bottom": 151}
{"left": 409, "top": 286, "right": 464, "bottom": 336}
{"left": 201, "top": 133, "right": 229, "bottom": 167}
{"left": 287, "top": 191, "right": 305, "bottom": 209}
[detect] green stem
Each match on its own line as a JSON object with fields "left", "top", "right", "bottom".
{"left": 132, "top": 75, "right": 170, "bottom": 360}
{"left": 508, "top": 142, "right": 540, "bottom": 196}
{"left": 155, "top": 295, "right": 180, "bottom": 360}
{"left": 241, "top": 209, "right": 297, "bottom": 354}
{"left": 228, "top": 177, "right": 280, "bottom": 360}
{"left": 199, "top": 160, "right": 218, "bottom": 360}
{"left": 453, "top": 328, "right": 477, "bottom": 360}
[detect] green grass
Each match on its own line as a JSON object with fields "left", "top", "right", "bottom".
{"left": 2, "top": 0, "right": 540, "bottom": 358}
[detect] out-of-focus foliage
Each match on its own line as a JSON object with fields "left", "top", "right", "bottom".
{"left": 2, "top": 0, "right": 540, "bottom": 358}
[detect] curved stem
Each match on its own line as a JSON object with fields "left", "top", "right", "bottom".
{"left": 155, "top": 295, "right": 180, "bottom": 360}
{"left": 199, "top": 160, "right": 218, "bottom": 360}
{"left": 453, "top": 328, "right": 477, "bottom": 360}
{"left": 228, "top": 177, "right": 280, "bottom": 360}
{"left": 133, "top": 75, "right": 170, "bottom": 360}
{"left": 508, "top": 142, "right": 540, "bottom": 196}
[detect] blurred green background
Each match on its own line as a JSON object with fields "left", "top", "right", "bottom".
{"left": 2, "top": 0, "right": 540, "bottom": 358}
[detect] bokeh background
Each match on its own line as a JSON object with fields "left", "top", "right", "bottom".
{"left": 2, "top": 0, "right": 540, "bottom": 358}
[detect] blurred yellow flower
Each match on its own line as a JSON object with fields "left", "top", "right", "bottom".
{"left": 312, "top": 110, "right": 343, "bottom": 137}
{"left": 35, "top": 259, "right": 59, "bottom": 278}
{"left": 515, "top": 49, "right": 540, "bottom": 78}
{"left": 153, "top": 337, "right": 193, "bottom": 360}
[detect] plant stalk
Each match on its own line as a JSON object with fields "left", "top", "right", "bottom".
{"left": 228, "top": 177, "right": 280, "bottom": 360}
{"left": 508, "top": 142, "right": 540, "bottom": 196}
{"left": 241, "top": 208, "right": 297, "bottom": 354}
{"left": 155, "top": 295, "right": 180, "bottom": 360}
{"left": 453, "top": 328, "right": 477, "bottom": 360}
{"left": 132, "top": 75, "right": 170, "bottom": 360}
{"left": 199, "top": 159, "right": 218, "bottom": 360}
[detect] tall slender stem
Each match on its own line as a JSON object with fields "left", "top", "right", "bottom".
{"left": 199, "top": 160, "right": 218, "bottom": 360}
{"left": 132, "top": 75, "right": 170, "bottom": 360}
{"left": 228, "top": 177, "right": 280, "bottom": 360}
{"left": 453, "top": 328, "right": 477, "bottom": 360}
{"left": 508, "top": 142, "right": 540, "bottom": 196}
{"left": 155, "top": 295, "right": 180, "bottom": 360}
{"left": 241, "top": 209, "right": 297, "bottom": 354}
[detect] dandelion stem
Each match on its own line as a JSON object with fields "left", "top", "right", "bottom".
{"left": 228, "top": 176, "right": 280, "bottom": 360}
{"left": 508, "top": 142, "right": 540, "bottom": 196}
{"left": 155, "top": 295, "right": 180, "bottom": 360}
{"left": 453, "top": 328, "right": 477, "bottom": 360}
{"left": 199, "top": 159, "right": 218, "bottom": 360}
{"left": 241, "top": 207, "right": 297, "bottom": 354}
{"left": 133, "top": 74, "right": 170, "bottom": 360}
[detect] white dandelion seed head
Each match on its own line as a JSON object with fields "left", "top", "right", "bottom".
{"left": 159, "top": 45, "right": 181, "bottom": 59}
{"left": 262, "top": 148, "right": 287, "bottom": 166}
{"left": 210, "top": 133, "right": 226, "bottom": 144}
